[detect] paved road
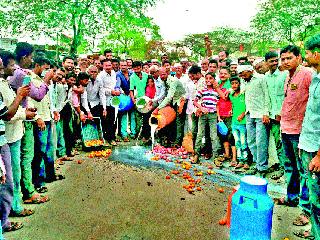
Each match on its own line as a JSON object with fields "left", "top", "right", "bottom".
{"left": 5, "top": 146, "right": 304, "bottom": 240}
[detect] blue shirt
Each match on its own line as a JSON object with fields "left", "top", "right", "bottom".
{"left": 299, "top": 73, "right": 320, "bottom": 152}
{"left": 116, "top": 70, "right": 133, "bottom": 96}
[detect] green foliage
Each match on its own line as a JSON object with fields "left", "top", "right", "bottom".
{"left": 0, "top": 0, "right": 159, "bottom": 56}
{"left": 251, "top": 0, "right": 320, "bottom": 43}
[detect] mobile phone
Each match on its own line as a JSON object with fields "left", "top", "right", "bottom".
{"left": 22, "top": 75, "right": 31, "bottom": 86}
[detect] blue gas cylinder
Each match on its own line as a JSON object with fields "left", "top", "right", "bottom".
{"left": 230, "top": 176, "right": 274, "bottom": 240}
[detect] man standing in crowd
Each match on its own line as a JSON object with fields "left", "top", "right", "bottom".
{"left": 297, "top": 33, "right": 320, "bottom": 240}
{"left": 238, "top": 62, "right": 270, "bottom": 176}
{"left": 129, "top": 61, "right": 149, "bottom": 141}
{"left": 264, "top": 51, "right": 289, "bottom": 180}
{"left": 276, "top": 45, "right": 313, "bottom": 229}
{"left": 152, "top": 67, "right": 186, "bottom": 146}
{"left": 201, "top": 58, "right": 209, "bottom": 76}
{"left": 9, "top": 42, "right": 50, "bottom": 204}
{"left": 98, "top": 59, "right": 119, "bottom": 146}
{"left": 116, "top": 60, "right": 135, "bottom": 142}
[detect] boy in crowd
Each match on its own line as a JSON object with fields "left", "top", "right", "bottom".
{"left": 192, "top": 72, "right": 225, "bottom": 164}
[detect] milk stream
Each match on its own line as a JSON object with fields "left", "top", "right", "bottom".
{"left": 114, "top": 106, "right": 119, "bottom": 124}
{"left": 150, "top": 123, "right": 157, "bottom": 149}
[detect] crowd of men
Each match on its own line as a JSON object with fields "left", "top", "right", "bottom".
{"left": 0, "top": 32, "right": 319, "bottom": 239}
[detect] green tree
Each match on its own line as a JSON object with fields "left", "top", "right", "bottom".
{"left": 251, "top": 0, "right": 320, "bottom": 43}
{"left": 99, "top": 15, "right": 162, "bottom": 60}
{"left": 0, "top": 0, "right": 159, "bottom": 56}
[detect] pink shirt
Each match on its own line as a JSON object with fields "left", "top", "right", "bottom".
{"left": 280, "top": 66, "right": 312, "bottom": 134}
{"left": 145, "top": 85, "right": 156, "bottom": 99}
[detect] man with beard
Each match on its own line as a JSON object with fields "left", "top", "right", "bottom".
{"left": 62, "top": 56, "right": 74, "bottom": 74}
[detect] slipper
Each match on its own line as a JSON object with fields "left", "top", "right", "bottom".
{"left": 9, "top": 208, "right": 35, "bottom": 217}
{"left": 230, "top": 161, "right": 237, "bottom": 167}
{"left": 243, "top": 164, "right": 250, "bottom": 170}
{"left": 3, "top": 222, "right": 23, "bottom": 232}
{"left": 273, "top": 197, "right": 298, "bottom": 207}
{"left": 214, "top": 158, "right": 223, "bottom": 168}
{"left": 235, "top": 163, "right": 244, "bottom": 169}
{"left": 190, "top": 155, "right": 200, "bottom": 164}
{"left": 36, "top": 186, "right": 48, "bottom": 193}
{"left": 293, "top": 213, "right": 310, "bottom": 226}
{"left": 24, "top": 194, "right": 49, "bottom": 204}
{"left": 293, "top": 230, "right": 315, "bottom": 239}
{"left": 270, "top": 170, "right": 284, "bottom": 180}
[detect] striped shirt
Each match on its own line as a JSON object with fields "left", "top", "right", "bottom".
{"left": 0, "top": 93, "right": 8, "bottom": 147}
{"left": 196, "top": 88, "right": 220, "bottom": 113}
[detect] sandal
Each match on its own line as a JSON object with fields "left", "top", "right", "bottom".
{"left": 230, "top": 161, "right": 237, "bottom": 167}
{"left": 235, "top": 163, "right": 244, "bottom": 169}
{"left": 293, "top": 229, "right": 315, "bottom": 239}
{"left": 3, "top": 222, "right": 23, "bottom": 232}
{"left": 24, "top": 194, "right": 49, "bottom": 204}
{"left": 47, "top": 174, "right": 65, "bottom": 183}
{"left": 273, "top": 196, "right": 298, "bottom": 207}
{"left": 214, "top": 158, "right": 223, "bottom": 168}
{"left": 36, "top": 186, "right": 48, "bottom": 193}
{"left": 9, "top": 208, "right": 35, "bottom": 217}
{"left": 190, "top": 155, "right": 200, "bottom": 164}
{"left": 204, "top": 154, "right": 212, "bottom": 160}
{"left": 293, "top": 213, "right": 310, "bottom": 226}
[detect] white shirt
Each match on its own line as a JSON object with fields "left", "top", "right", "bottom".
{"left": 81, "top": 78, "right": 101, "bottom": 112}
{"left": 97, "top": 70, "right": 117, "bottom": 109}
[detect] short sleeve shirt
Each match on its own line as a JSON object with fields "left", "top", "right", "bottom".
{"left": 129, "top": 72, "right": 148, "bottom": 98}
{"left": 229, "top": 92, "right": 246, "bottom": 125}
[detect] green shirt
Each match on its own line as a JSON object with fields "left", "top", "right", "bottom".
{"left": 129, "top": 72, "right": 148, "bottom": 98}
{"left": 158, "top": 76, "right": 186, "bottom": 109}
{"left": 229, "top": 91, "right": 246, "bottom": 124}
{"left": 298, "top": 73, "right": 320, "bottom": 152}
{"left": 265, "top": 69, "right": 288, "bottom": 119}
{"left": 219, "top": 79, "right": 232, "bottom": 91}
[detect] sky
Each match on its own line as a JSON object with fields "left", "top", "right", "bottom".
{"left": 147, "top": 0, "right": 259, "bottom": 41}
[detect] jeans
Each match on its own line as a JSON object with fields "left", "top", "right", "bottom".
{"left": 55, "top": 120, "right": 66, "bottom": 158}
{"left": 301, "top": 150, "right": 320, "bottom": 238}
{"left": 270, "top": 120, "right": 287, "bottom": 168}
{"left": 246, "top": 115, "right": 269, "bottom": 171}
{"left": 0, "top": 144, "right": 13, "bottom": 229}
{"left": 282, "top": 133, "right": 310, "bottom": 214}
{"left": 232, "top": 124, "right": 248, "bottom": 163}
{"left": 8, "top": 140, "right": 23, "bottom": 214}
{"left": 20, "top": 121, "right": 36, "bottom": 199}
{"left": 33, "top": 121, "right": 55, "bottom": 188}
{"left": 195, "top": 113, "right": 218, "bottom": 156}
{"left": 120, "top": 109, "right": 136, "bottom": 138}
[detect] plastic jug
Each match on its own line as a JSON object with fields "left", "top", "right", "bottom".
{"left": 149, "top": 106, "right": 176, "bottom": 130}
{"left": 230, "top": 176, "right": 274, "bottom": 240}
{"left": 111, "top": 95, "right": 134, "bottom": 112}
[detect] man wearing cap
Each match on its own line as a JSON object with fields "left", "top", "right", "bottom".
{"left": 238, "top": 60, "right": 271, "bottom": 176}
